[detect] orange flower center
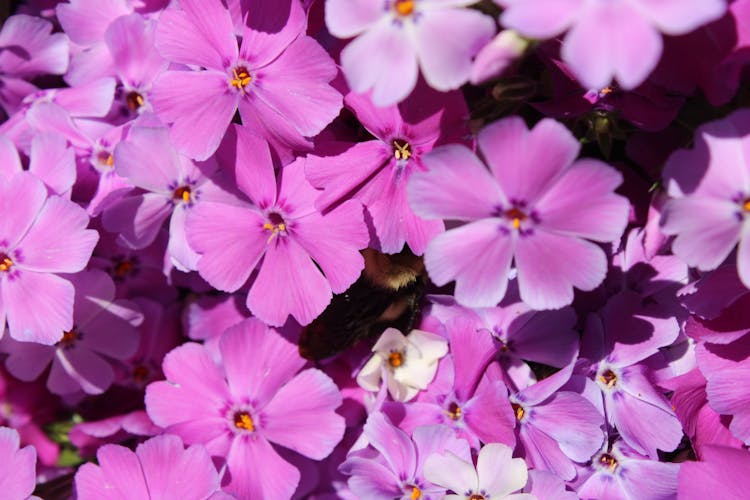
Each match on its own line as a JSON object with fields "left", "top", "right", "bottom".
{"left": 388, "top": 351, "right": 404, "bottom": 367}
{"left": 409, "top": 485, "right": 422, "bottom": 499}
{"left": 234, "top": 411, "right": 255, "bottom": 431}
{"left": 599, "top": 453, "right": 619, "bottom": 471}
{"left": 230, "top": 66, "right": 252, "bottom": 91}
{"left": 512, "top": 402, "right": 525, "bottom": 421}
{"left": 504, "top": 207, "right": 527, "bottom": 230}
{"left": 173, "top": 186, "right": 192, "bottom": 203}
{"left": 97, "top": 151, "right": 114, "bottom": 168}
{"left": 446, "top": 402, "right": 462, "bottom": 420}
{"left": 743, "top": 199, "right": 750, "bottom": 212}
{"left": 394, "top": 0, "right": 415, "bottom": 16}
{"left": 599, "top": 369, "right": 617, "bottom": 388}
{"left": 113, "top": 259, "right": 134, "bottom": 278}
{"left": 58, "top": 328, "right": 80, "bottom": 348}
{"left": 0, "top": 255, "right": 13, "bottom": 272}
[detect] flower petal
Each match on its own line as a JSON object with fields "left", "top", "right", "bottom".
{"left": 4, "top": 271, "right": 74, "bottom": 345}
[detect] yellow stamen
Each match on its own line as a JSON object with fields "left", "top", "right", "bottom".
{"left": 394, "top": 0, "right": 415, "bottom": 16}
{"left": 743, "top": 199, "right": 750, "bottom": 212}
{"left": 512, "top": 403, "right": 525, "bottom": 421}
{"left": 388, "top": 351, "right": 404, "bottom": 367}
{"left": 599, "top": 453, "right": 618, "bottom": 471}
{"left": 263, "top": 221, "right": 287, "bottom": 244}
{"left": 230, "top": 67, "right": 252, "bottom": 90}
{"left": 0, "top": 256, "right": 13, "bottom": 272}
{"left": 504, "top": 207, "right": 527, "bottom": 229}
{"left": 410, "top": 486, "right": 422, "bottom": 500}
{"left": 393, "top": 140, "right": 412, "bottom": 161}
{"left": 173, "top": 186, "right": 191, "bottom": 203}
{"left": 599, "top": 369, "right": 617, "bottom": 388}
{"left": 469, "top": 495, "right": 486, "bottom": 500}
{"left": 600, "top": 86, "right": 615, "bottom": 96}
{"left": 234, "top": 412, "right": 255, "bottom": 431}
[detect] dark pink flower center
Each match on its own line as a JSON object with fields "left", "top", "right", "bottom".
{"left": 96, "top": 150, "right": 114, "bottom": 169}
{"left": 126, "top": 91, "right": 145, "bottom": 111}
{"left": 263, "top": 212, "right": 287, "bottom": 243}
{"left": 599, "top": 369, "right": 617, "bottom": 388}
{"left": 512, "top": 402, "right": 525, "bottom": 421}
{"left": 173, "top": 185, "right": 192, "bottom": 203}
{"left": 446, "top": 401, "right": 462, "bottom": 420}
{"left": 58, "top": 327, "right": 80, "bottom": 349}
{"left": 504, "top": 207, "right": 528, "bottom": 230}
{"left": 0, "top": 253, "right": 13, "bottom": 272}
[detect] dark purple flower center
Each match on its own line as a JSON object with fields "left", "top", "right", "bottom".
{"left": 512, "top": 402, "right": 525, "bottom": 421}
{"left": 263, "top": 212, "right": 288, "bottom": 243}
{"left": 599, "top": 369, "right": 618, "bottom": 388}
{"left": 233, "top": 411, "right": 255, "bottom": 432}
{"left": 126, "top": 91, "right": 145, "bottom": 111}
{"left": 58, "top": 327, "right": 80, "bottom": 349}
{"left": 446, "top": 401, "right": 462, "bottom": 420}
{"left": 230, "top": 66, "right": 252, "bottom": 91}
{"left": 133, "top": 365, "right": 149, "bottom": 383}
{"left": 393, "top": 139, "right": 412, "bottom": 161}
{"left": 599, "top": 453, "right": 619, "bottom": 471}
{"left": 0, "top": 253, "right": 13, "bottom": 272}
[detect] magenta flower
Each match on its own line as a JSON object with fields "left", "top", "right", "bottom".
{"left": 408, "top": 117, "right": 629, "bottom": 310}
{"left": 151, "top": 0, "right": 341, "bottom": 160}
{"left": 102, "top": 125, "right": 229, "bottom": 271}
{"left": 306, "top": 84, "right": 467, "bottom": 254}
{"left": 340, "top": 412, "right": 470, "bottom": 499}
{"left": 499, "top": 0, "right": 726, "bottom": 90}
{"left": 0, "top": 14, "right": 69, "bottom": 115}
{"left": 145, "top": 318, "right": 345, "bottom": 499}
{"left": 326, "top": 0, "right": 495, "bottom": 106}
{"left": 74, "top": 434, "right": 225, "bottom": 500}
{"left": 1, "top": 270, "right": 142, "bottom": 396}
{"left": 678, "top": 445, "right": 750, "bottom": 500}
{"left": 661, "top": 110, "right": 750, "bottom": 288}
{"left": 0, "top": 172, "right": 98, "bottom": 344}
{"left": 186, "top": 127, "right": 368, "bottom": 326}
{"left": 0, "top": 426, "right": 37, "bottom": 500}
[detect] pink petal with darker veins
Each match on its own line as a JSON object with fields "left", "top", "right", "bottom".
{"left": 225, "top": 434, "right": 300, "bottom": 500}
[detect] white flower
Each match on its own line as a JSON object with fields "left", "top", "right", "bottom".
{"left": 356, "top": 327, "right": 448, "bottom": 402}
{"left": 423, "top": 443, "right": 535, "bottom": 500}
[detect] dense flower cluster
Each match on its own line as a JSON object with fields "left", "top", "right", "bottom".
{"left": 1, "top": 0, "right": 750, "bottom": 498}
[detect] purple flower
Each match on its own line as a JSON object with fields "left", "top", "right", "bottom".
{"left": 145, "top": 318, "right": 345, "bottom": 499}
{"left": 678, "top": 445, "right": 750, "bottom": 500}
{"left": 0, "top": 133, "right": 75, "bottom": 196}
{"left": 661, "top": 110, "right": 750, "bottom": 288}
{"left": 326, "top": 0, "right": 495, "bottom": 106}
{"left": 102, "top": 125, "right": 229, "bottom": 271}
{"left": 306, "top": 84, "right": 467, "bottom": 254}
{"left": 0, "top": 172, "right": 98, "bottom": 344}
{"left": 151, "top": 0, "right": 341, "bottom": 160}
{"left": 0, "top": 426, "right": 37, "bottom": 500}
{"left": 74, "top": 434, "right": 225, "bottom": 500}
{"left": 186, "top": 127, "right": 369, "bottom": 326}
{"left": 577, "top": 439, "right": 679, "bottom": 500}
{"left": 499, "top": 0, "right": 726, "bottom": 90}
{"left": 408, "top": 116, "right": 629, "bottom": 310}
{"left": 1, "top": 270, "right": 142, "bottom": 396}
{"left": 340, "top": 412, "right": 470, "bottom": 499}
{"left": 0, "top": 14, "right": 69, "bottom": 115}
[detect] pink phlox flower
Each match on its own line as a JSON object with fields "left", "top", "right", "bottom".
{"left": 102, "top": 125, "right": 230, "bottom": 271}
{"left": 186, "top": 126, "right": 369, "bottom": 326}
{"left": 151, "top": 0, "right": 342, "bottom": 160}
{"left": 0, "top": 133, "right": 75, "bottom": 196}
{"left": 306, "top": 83, "right": 467, "bottom": 254}
{"left": 340, "top": 412, "right": 471, "bottom": 500}
{"left": 499, "top": 0, "right": 726, "bottom": 91}
{"left": 1, "top": 270, "right": 142, "bottom": 396}
{"left": 408, "top": 116, "right": 629, "bottom": 310}
{"left": 69, "top": 409, "right": 162, "bottom": 458}
{"left": 0, "top": 14, "right": 69, "bottom": 116}
{"left": 661, "top": 109, "right": 750, "bottom": 289}
{"left": 145, "top": 318, "right": 345, "bottom": 499}
{"left": 325, "top": 0, "right": 495, "bottom": 106}
{"left": 0, "top": 172, "right": 99, "bottom": 345}
{"left": 470, "top": 29, "right": 529, "bottom": 85}
{"left": 74, "top": 434, "right": 227, "bottom": 500}
{"left": 381, "top": 317, "right": 516, "bottom": 451}
{"left": 0, "top": 426, "right": 38, "bottom": 500}
{"left": 678, "top": 445, "right": 750, "bottom": 500}
{"left": 184, "top": 295, "right": 249, "bottom": 364}
{"left": 576, "top": 439, "right": 679, "bottom": 500}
